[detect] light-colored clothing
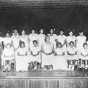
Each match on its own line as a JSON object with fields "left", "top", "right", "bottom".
{"left": 29, "top": 44, "right": 41, "bottom": 63}
{"left": 76, "top": 35, "right": 86, "bottom": 50}
{"left": 56, "top": 35, "right": 66, "bottom": 45}
{"left": 2, "top": 47, "right": 15, "bottom": 66}
{"left": 16, "top": 47, "right": 29, "bottom": 71}
{"left": 42, "top": 42, "right": 53, "bottom": 66}
{"left": 19, "top": 35, "right": 29, "bottom": 49}
{"left": 53, "top": 46, "right": 67, "bottom": 70}
{"left": 11, "top": 35, "right": 20, "bottom": 50}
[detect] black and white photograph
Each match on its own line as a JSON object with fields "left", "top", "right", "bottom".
{"left": 0, "top": 0, "right": 88, "bottom": 88}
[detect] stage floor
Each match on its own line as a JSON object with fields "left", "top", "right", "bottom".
{"left": 0, "top": 71, "right": 88, "bottom": 88}
{"left": 0, "top": 70, "right": 88, "bottom": 78}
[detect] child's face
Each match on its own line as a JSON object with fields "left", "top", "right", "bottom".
{"left": 70, "top": 42, "right": 74, "bottom": 47}
{"left": 6, "top": 44, "right": 11, "bottom": 48}
{"left": 79, "top": 32, "right": 83, "bottom": 36}
{"left": 84, "top": 44, "right": 87, "bottom": 49}
{"left": 60, "top": 31, "right": 63, "bottom": 35}
{"left": 50, "top": 29, "right": 53, "bottom": 34}
{"left": 69, "top": 32, "right": 73, "bottom": 36}
{"left": 22, "top": 30, "right": 25, "bottom": 35}
{"left": 32, "top": 30, "right": 35, "bottom": 33}
{"left": 46, "top": 36, "right": 50, "bottom": 42}
{"left": 40, "top": 29, "right": 43, "bottom": 34}
{"left": 6, "top": 33, "right": 10, "bottom": 37}
{"left": 14, "top": 30, "right": 18, "bottom": 36}
{"left": 20, "top": 43, "right": 25, "bottom": 48}
{"left": 33, "top": 41, "right": 38, "bottom": 47}
{"left": 58, "top": 43, "right": 62, "bottom": 48}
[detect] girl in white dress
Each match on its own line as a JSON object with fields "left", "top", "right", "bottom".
{"left": 29, "top": 29, "right": 39, "bottom": 43}
{"left": 16, "top": 41, "right": 28, "bottom": 71}
{"left": 66, "top": 31, "right": 76, "bottom": 48}
{"left": 20, "top": 30, "right": 29, "bottom": 50}
{"left": 11, "top": 30, "right": 20, "bottom": 51}
{"left": 42, "top": 36, "right": 54, "bottom": 68}
{"left": 29, "top": 40, "right": 41, "bottom": 63}
{"left": 48, "top": 28, "right": 57, "bottom": 46}
{"left": 38, "top": 29, "right": 45, "bottom": 48}
{"left": 54, "top": 41, "right": 67, "bottom": 70}
{"left": 2, "top": 44, "right": 15, "bottom": 72}
{"left": 78, "top": 43, "right": 88, "bottom": 69}
{"left": 3, "top": 32, "right": 12, "bottom": 48}
{"left": 66, "top": 41, "right": 77, "bottom": 70}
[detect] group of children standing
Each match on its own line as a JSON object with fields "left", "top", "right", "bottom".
{"left": 0, "top": 28, "right": 88, "bottom": 72}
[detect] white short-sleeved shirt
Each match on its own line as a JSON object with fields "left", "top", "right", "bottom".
{"left": 11, "top": 35, "right": 20, "bottom": 49}
{"left": 78, "top": 47, "right": 88, "bottom": 56}
{"left": 3, "top": 37, "right": 12, "bottom": 46}
{"left": 38, "top": 34, "right": 45, "bottom": 44}
{"left": 67, "top": 47, "right": 77, "bottom": 55}
{"left": 29, "top": 33, "right": 39, "bottom": 42}
{"left": 48, "top": 34, "right": 57, "bottom": 42}
{"left": 66, "top": 36, "right": 76, "bottom": 47}
{"left": 56, "top": 35, "right": 66, "bottom": 45}
{"left": 76, "top": 35, "right": 86, "bottom": 49}
{"left": 30, "top": 43, "right": 40, "bottom": 56}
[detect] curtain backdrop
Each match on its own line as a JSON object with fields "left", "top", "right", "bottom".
{"left": 0, "top": 4, "right": 88, "bottom": 36}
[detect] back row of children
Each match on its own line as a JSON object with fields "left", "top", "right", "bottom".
{"left": 0, "top": 28, "right": 88, "bottom": 71}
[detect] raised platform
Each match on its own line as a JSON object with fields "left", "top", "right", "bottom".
{"left": 0, "top": 71, "right": 88, "bottom": 88}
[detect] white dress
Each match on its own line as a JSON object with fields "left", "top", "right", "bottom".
{"left": 48, "top": 34, "right": 57, "bottom": 46}
{"left": 38, "top": 34, "right": 45, "bottom": 48}
{"left": 53, "top": 45, "right": 67, "bottom": 70}
{"left": 42, "top": 42, "right": 53, "bottom": 67}
{"left": 11, "top": 35, "right": 20, "bottom": 50}
{"left": 78, "top": 48, "right": 88, "bottom": 60}
{"left": 2, "top": 46, "right": 15, "bottom": 66}
{"left": 29, "top": 44, "right": 41, "bottom": 63}
{"left": 66, "top": 35, "right": 76, "bottom": 47}
{"left": 16, "top": 47, "right": 29, "bottom": 71}
{"left": 56, "top": 35, "right": 66, "bottom": 46}
{"left": 76, "top": 35, "right": 86, "bottom": 50}
{"left": 3, "top": 37, "right": 12, "bottom": 47}
{"left": 29, "top": 33, "right": 39, "bottom": 42}
{"left": 19, "top": 35, "right": 29, "bottom": 50}
{"left": 66, "top": 46, "right": 77, "bottom": 60}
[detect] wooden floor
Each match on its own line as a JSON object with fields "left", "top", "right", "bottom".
{"left": 0, "top": 70, "right": 88, "bottom": 78}
{"left": 0, "top": 71, "right": 88, "bottom": 88}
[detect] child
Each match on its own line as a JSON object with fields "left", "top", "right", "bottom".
{"left": 2, "top": 44, "right": 15, "bottom": 72}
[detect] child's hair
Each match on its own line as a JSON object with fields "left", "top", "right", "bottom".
{"left": 19, "top": 40, "right": 25, "bottom": 48}
{"left": 69, "top": 41, "right": 74, "bottom": 46}
{"left": 56, "top": 42, "right": 62, "bottom": 48}
{"left": 83, "top": 42, "right": 87, "bottom": 47}
{"left": 33, "top": 40, "right": 38, "bottom": 44}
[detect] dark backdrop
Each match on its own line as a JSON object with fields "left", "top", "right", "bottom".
{"left": 0, "top": 3, "right": 88, "bottom": 36}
